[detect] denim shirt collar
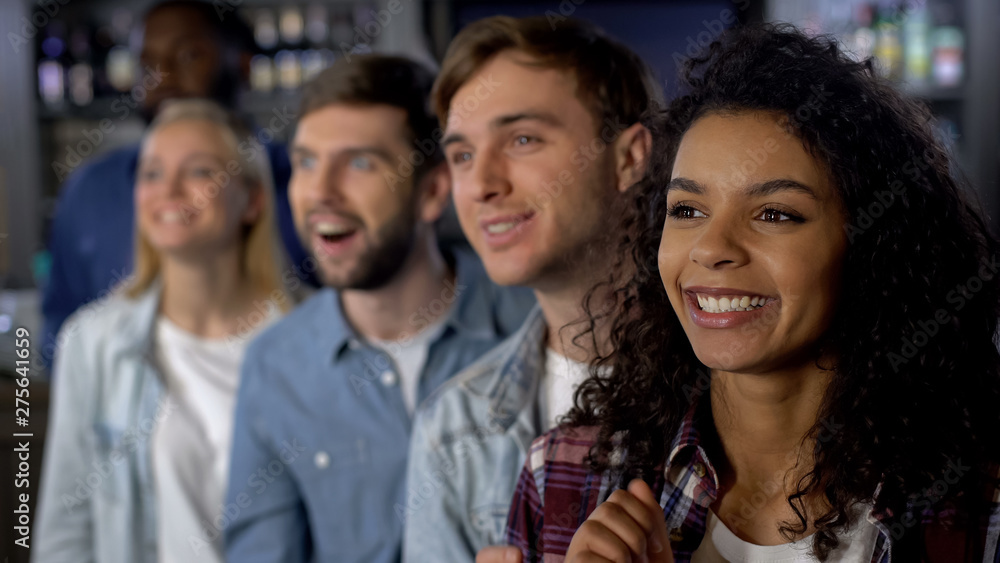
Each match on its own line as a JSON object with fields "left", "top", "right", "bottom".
{"left": 321, "top": 248, "right": 502, "bottom": 364}
{"left": 119, "top": 280, "right": 163, "bottom": 359}
{"left": 485, "top": 305, "right": 547, "bottom": 430}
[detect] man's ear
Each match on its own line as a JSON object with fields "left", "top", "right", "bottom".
{"left": 417, "top": 161, "right": 452, "bottom": 224}
{"left": 612, "top": 122, "right": 653, "bottom": 192}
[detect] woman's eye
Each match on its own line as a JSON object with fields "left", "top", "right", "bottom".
{"left": 758, "top": 208, "right": 803, "bottom": 223}
{"left": 139, "top": 169, "right": 161, "bottom": 182}
{"left": 667, "top": 204, "right": 706, "bottom": 219}
{"left": 190, "top": 167, "right": 215, "bottom": 178}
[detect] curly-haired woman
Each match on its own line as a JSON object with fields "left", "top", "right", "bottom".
{"left": 496, "top": 24, "right": 1000, "bottom": 563}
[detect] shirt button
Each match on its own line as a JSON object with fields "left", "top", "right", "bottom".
{"left": 693, "top": 462, "right": 706, "bottom": 478}
{"left": 670, "top": 527, "right": 684, "bottom": 543}
{"left": 315, "top": 451, "right": 330, "bottom": 469}
{"left": 347, "top": 339, "right": 361, "bottom": 350}
{"left": 380, "top": 371, "right": 397, "bottom": 386}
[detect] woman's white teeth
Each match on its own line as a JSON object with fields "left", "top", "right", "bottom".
{"left": 160, "top": 211, "right": 184, "bottom": 223}
{"left": 316, "top": 222, "right": 352, "bottom": 236}
{"left": 696, "top": 294, "right": 767, "bottom": 313}
{"left": 486, "top": 221, "right": 517, "bottom": 234}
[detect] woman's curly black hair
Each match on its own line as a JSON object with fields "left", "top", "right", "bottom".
{"left": 568, "top": 23, "right": 1000, "bottom": 560}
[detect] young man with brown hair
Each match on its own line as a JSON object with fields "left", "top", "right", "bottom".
{"left": 402, "top": 15, "right": 660, "bottom": 562}
{"left": 223, "top": 54, "right": 533, "bottom": 563}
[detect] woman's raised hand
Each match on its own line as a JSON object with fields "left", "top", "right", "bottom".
{"left": 565, "top": 479, "right": 674, "bottom": 563}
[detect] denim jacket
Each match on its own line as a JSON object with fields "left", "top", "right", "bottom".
{"left": 34, "top": 285, "right": 167, "bottom": 563}
{"left": 402, "top": 306, "right": 548, "bottom": 562}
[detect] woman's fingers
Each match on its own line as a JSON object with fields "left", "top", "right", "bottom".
{"left": 475, "top": 545, "right": 523, "bottom": 563}
{"left": 626, "top": 479, "right": 673, "bottom": 562}
{"left": 566, "top": 484, "right": 670, "bottom": 563}
{"left": 568, "top": 519, "right": 641, "bottom": 563}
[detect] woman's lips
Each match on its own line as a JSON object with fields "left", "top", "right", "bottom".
{"left": 684, "top": 288, "right": 780, "bottom": 329}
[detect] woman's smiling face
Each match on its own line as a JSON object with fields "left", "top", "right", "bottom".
{"left": 658, "top": 111, "right": 848, "bottom": 374}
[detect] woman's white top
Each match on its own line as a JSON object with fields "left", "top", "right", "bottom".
{"left": 691, "top": 507, "right": 879, "bottom": 562}
{"left": 540, "top": 348, "right": 593, "bottom": 431}
{"left": 151, "top": 313, "right": 274, "bottom": 563}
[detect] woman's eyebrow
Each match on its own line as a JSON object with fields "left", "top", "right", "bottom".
{"left": 744, "top": 178, "right": 818, "bottom": 200}
{"left": 666, "top": 177, "right": 704, "bottom": 194}
{"left": 666, "top": 177, "right": 818, "bottom": 200}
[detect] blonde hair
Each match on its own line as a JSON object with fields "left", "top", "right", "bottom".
{"left": 126, "top": 99, "right": 291, "bottom": 311}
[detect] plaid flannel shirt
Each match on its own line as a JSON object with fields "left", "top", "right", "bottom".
{"left": 505, "top": 400, "right": 1000, "bottom": 562}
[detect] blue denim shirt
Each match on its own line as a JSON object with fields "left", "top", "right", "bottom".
{"left": 224, "top": 251, "right": 534, "bottom": 563}
{"left": 39, "top": 142, "right": 315, "bottom": 370}
{"left": 402, "top": 306, "right": 548, "bottom": 563}
{"left": 34, "top": 285, "right": 169, "bottom": 563}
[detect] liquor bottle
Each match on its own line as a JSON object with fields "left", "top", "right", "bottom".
{"left": 873, "top": 5, "right": 903, "bottom": 80}
{"left": 932, "top": 26, "right": 964, "bottom": 87}
{"left": 903, "top": 2, "right": 931, "bottom": 85}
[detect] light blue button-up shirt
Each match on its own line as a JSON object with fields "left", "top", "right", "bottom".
{"left": 224, "top": 250, "right": 534, "bottom": 563}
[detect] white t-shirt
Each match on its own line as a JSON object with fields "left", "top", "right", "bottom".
{"left": 369, "top": 312, "right": 449, "bottom": 416}
{"left": 152, "top": 313, "right": 274, "bottom": 563}
{"left": 539, "top": 348, "right": 593, "bottom": 431}
{"left": 690, "top": 508, "right": 879, "bottom": 562}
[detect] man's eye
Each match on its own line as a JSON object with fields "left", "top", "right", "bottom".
{"left": 450, "top": 151, "right": 472, "bottom": 165}
{"left": 350, "top": 156, "right": 373, "bottom": 170}
{"left": 514, "top": 135, "right": 537, "bottom": 146}
{"left": 177, "top": 49, "right": 203, "bottom": 64}
{"left": 295, "top": 156, "right": 315, "bottom": 170}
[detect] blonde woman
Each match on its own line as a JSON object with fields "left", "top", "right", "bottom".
{"left": 34, "top": 99, "right": 292, "bottom": 563}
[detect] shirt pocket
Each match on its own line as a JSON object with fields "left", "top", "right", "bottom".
{"left": 300, "top": 437, "right": 381, "bottom": 543}
{"left": 470, "top": 502, "right": 511, "bottom": 546}
{"left": 89, "top": 421, "right": 133, "bottom": 503}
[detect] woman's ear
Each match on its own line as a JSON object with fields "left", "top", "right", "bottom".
{"left": 242, "top": 181, "right": 265, "bottom": 225}
{"left": 613, "top": 122, "right": 653, "bottom": 192}
{"left": 417, "top": 162, "right": 452, "bottom": 224}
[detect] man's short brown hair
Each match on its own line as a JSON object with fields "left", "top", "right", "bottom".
{"left": 434, "top": 16, "right": 661, "bottom": 133}
{"left": 300, "top": 55, "right": 442, "bottom": 177}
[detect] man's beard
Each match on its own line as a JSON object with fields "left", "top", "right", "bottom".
{"left": 320, "top": 207, "right": 418, "bottom": 291}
